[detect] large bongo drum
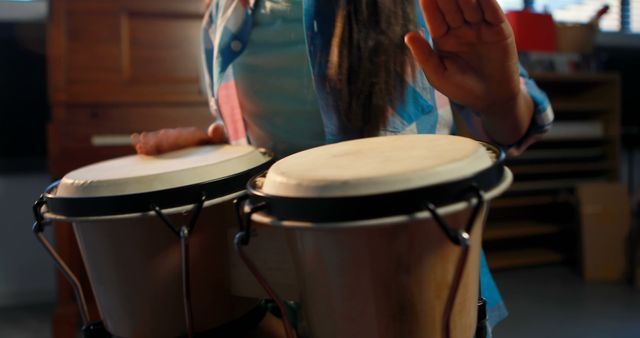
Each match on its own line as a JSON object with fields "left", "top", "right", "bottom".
{"left": 32, "top": 145, "right": 272, "bottom": 338}
{"left": 236, "top": 135, "right": 512, "bottom": 338}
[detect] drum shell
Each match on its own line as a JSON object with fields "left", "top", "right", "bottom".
{"left": 71, "top": 200, "right": 246, "bottom": 338}
{"left": 251, "top": 203, "right": 487, "bottom": 338}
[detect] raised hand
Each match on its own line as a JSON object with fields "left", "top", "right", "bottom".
{"left": 405, "top": 0, "right": 533, "bottom": 144}
{"left": 405, "top": 0, "right": 520, "bottom": 112}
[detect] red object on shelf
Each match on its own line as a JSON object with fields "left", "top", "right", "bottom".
{"left": 506, "top": 10, "right": 557, "bottom": 52}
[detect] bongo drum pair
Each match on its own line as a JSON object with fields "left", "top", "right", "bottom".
{"left": 33, "top": 135, "right": 512, "bottom": 338}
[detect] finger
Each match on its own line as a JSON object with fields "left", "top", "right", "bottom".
{"left": 133, "top": 128, "right": 212, "bottom": 156}
{"left": 421, "top": 0, "right": 449, "bottom": 39}
{"left": 138, "top": 143, "right": 158, "bottom": 156}
{"left": 207, "top": 122, "right": 227, "bottom": 143}
{"left": 154, "top": 129, "right": 173, "bottom": 154}
{"left": 134, "top": 131, "right": 158, "bottom": 155}
{"left": 457, "top": 0, "right": 483, "bottom": 24}
{"left": 164, "top": 127, "right": 211, "bottom": 152}
{"left": 478, "top": 0, "right": 506, "bottom": 25}
{"left": 405, "top": 32, "right": 446, "bottom": 84}
{"left": 507, "top": 133, "right": 544, "bottom": 157}
{"left": 155, "top": 129, "right": 183, "bottom": 154}
{"left": 130, "top": 133, "right": 141, "bottom": 147}
{"left": 436, "top": 0, "right": 465, "bottom": 28}
{"left": 131, "top": 132, "right": 151, "bottom": 155}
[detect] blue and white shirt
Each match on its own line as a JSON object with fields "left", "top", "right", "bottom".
{"left": 201, "top": 0, "right": 553, "bottom": 148}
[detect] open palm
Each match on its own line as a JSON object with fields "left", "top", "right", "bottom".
{"left": 405, "top": 0, "right": 521, "bottom": 114}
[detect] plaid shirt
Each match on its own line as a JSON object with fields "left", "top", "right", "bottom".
{"left": 201, "top": 0, "right": 553, "bottom": 150}
{"left": 201, "top": 0, "right": 554, "bottom": 332}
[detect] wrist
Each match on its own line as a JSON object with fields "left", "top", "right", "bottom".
{"left": 480, "top": 89, "right": 534, "bottom": 146}
{"left": 477, "top": 86, "right": 523, "bottom": 118}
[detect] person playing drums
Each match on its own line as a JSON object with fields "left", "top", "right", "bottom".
{"left": 132, "top": 0, "right": 554, "bottom": 336}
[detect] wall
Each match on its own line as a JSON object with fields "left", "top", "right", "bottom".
{"left": 0, "top": 22, "right": 48, "bottom": 159}
{"left": 597, "top": 43, "right": 640, "bottom": 210}
{"left": 621, "top": 149, "right": 640, "bottom": 210}
{"left": 0, "top": 171, "right": 55, "bottom": 307}
{"left": 0, "top": 18, "right": 53, "bottom": 308}
{"left": 598, "top": 45, "right": 640, "bottom": 143}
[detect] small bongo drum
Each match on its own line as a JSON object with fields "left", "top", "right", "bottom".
{"left": 32, "top": 145, "right": 272, "bottom": 338}
{"left": 236, "top": 135, "right": 512, "bottom": 338}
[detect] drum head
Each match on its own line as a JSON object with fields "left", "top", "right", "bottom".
{"left": 248, "top": 135, "right": 509, "bottom": 223}
{"left": 45, "top": 145, "right": 272, "bottom": 219}
{"left": 262, "top": 135, "right": 493, "bottom": 197}
{"left": 59, "top": 145, "right": 268, "bottom": 197}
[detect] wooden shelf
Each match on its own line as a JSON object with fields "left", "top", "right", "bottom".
{"left": 509, "top": 162, "right": 613, "bottom": 175}
{"left": 491, "top": 194, "right": 560, "bottom": 208}
{"left": 484, "top": 222, "right": 563, "bottom": 241}
{"left": 508, "top": 177, "right": 609, "bottom": 193}
{"left": 484, "top": 71, "right": 620, "bottom": 272}
{"left": 509, "top": 146, "right": 605, "bottom": 161}
{"left": 541, "top": 120, "right": 605, "bottom": 141}
{"left": 486, "top": 248, "right": 565, "bottom": 270}
{"left": 550, "top": 100, "right": 612, "bottom": 113}
{"left": 530, "top": 71, "right": 619, "bottom": 83}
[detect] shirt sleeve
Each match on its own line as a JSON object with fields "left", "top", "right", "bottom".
{"left": 200, "top": 2, "right": 222, "bottom": 123}
{"left": 452, "top": 64, "right": 554, "bottom": 156}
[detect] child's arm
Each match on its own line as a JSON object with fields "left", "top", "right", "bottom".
{"left": 404, "top": 0, "right": 538, "bottom": 146}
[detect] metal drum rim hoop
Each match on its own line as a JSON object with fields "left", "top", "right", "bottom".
{"left": 243, "top": 144, "right": 504, "bottom": 223}
{"left": 42, "top": 161, "right": 272, "bottom": 219}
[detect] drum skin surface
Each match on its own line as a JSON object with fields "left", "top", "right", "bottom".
{"left": 262, "top": 134, "right": 492, "bottom": 198}
{"left": 57, "top": 145, "right": 267, "bottom": 197}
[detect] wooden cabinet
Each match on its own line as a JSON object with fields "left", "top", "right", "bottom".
{"left": 46, "top": 1, "right": 210, "bottom": 336}
{"left": 484, "top": 72, "right": 622, "bottom": 270}
{"left": 48, "top": 0, "right": 206, "bottom": 103}
{"left": 48, "top": 0, "right": 210, "bottom": 176}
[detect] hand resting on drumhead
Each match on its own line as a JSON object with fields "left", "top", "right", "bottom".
{"left": 131, "top": 123, "right": 227, "bottom": 155}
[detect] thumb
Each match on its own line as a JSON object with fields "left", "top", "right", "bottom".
{"left": 404, "top": 31, "right": 446, "bottom": 84}
{"left": 207, "top": 122, "right": 228, "bottom": 144}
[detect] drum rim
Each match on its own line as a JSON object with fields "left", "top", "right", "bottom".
{"left": 250, "top": 167, "right": 512, "bottom": 228}
{"left": 41, "top": 160, "right": 273, "bottom": 220}
{"left": 246, "top": 142, "right": 507, "bottom": 224}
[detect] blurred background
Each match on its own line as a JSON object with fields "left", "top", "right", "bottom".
{"left": 0, "top": 0, "right": 639, "bottom": 337}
